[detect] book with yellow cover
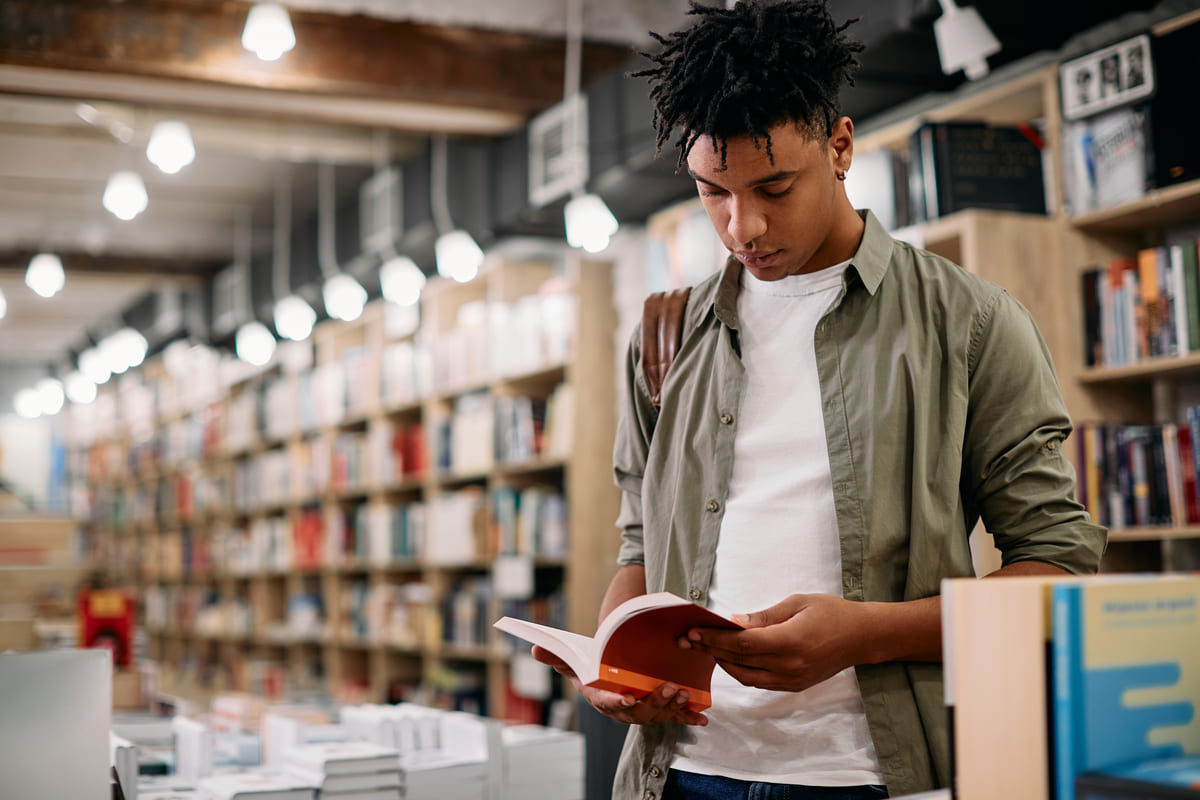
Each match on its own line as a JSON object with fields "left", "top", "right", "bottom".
{"left": 494, "top": 591, "right": 742, "bottom": 712}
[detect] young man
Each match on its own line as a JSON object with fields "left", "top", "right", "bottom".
{"left": 533, "top": 2, "right": 1106, "bottom": 799}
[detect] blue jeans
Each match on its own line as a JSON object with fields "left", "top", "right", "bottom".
{"left": 662, "top": 769, "right": 889, "bottom": 800}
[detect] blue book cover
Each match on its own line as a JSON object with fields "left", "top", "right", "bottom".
{"left": 1052, "top": 576, "right": 1200, "bottom": 800}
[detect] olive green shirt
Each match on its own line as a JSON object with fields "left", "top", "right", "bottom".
{"left": 610, "top": 210, "right": 1106, "bottom": 799}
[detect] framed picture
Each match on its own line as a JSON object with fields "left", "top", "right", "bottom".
{"left": 1060, "top": 33, "right": 1154, "bottom": 121}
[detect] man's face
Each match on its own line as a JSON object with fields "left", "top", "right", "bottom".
{"left": 686, "top": 120, "right": 847, "bottom": 281}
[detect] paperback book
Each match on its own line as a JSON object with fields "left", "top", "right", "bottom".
{"left": 494, "top": 591, "right": 743, "bottom": 712}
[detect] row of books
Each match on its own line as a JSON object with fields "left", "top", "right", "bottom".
{"left": 436, "top": 385, "right": 574, "bottom": 475}
{"left": 1080, "top": 239, "right": 1200, "bottom": 368}
{"left": 1076, "top": 413, "right": 1200, "bottom": 530}
{"left": 429, "top": 290, "right": 575, "bottom": 395}
{"left": 943, "top": 573, "right": 1200, "bottom": 800}
{"left": 138, "top": 482, "right": 567, "bottom": 578}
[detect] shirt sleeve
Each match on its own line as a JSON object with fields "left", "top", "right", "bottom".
{"left": 612, "top": 322, "right": 658, "bottom": 567}
{"left": 963, "top": 290, "right": 1107, "bottom": 574}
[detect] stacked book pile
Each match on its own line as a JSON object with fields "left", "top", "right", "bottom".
{"left": 280, "top": 741, "right": 401, "bottom": 800}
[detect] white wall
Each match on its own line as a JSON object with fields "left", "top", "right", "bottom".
{"left": 0, "top": 413, "right": 53, "bottom": 509}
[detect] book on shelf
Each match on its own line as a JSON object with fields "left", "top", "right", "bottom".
{"left": 493, "top": 591, "right": 744, "bottom": 712}
{"left": 1075, "top": 755, "right": 1200, "bottom": 800}
{"left": 907, "top": 121, "right": 1047, "bottom": 223}
{"left": 1050, "top": 574, "right": 1200, "bottom": 800}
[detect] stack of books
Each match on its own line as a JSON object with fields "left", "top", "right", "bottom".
{"left": 498, "top": 724, "right": 584, "bottom": 800}
{"left": 280, "top": 741, "right": 401, "bottom": 800}
{"left": 196, "top": 772, "right": 315, "bottom": 800}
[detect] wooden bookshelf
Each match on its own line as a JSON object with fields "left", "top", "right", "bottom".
{"left": 67, "top": 254, "right": 621, "bottom": 719}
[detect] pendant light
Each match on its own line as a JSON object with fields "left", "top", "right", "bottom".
{"left": 102, "top": 170, "right": 148, "bottom": 221}
{"left": 560, "top": 0, "right": 618, "bottom": 253}
{"left": 26, "top": 253, "right": 65, "bottom": 298}
{"left": 146, "top": 120, "right": 196, "bottom": 175}
{"left": 232, "top": 208, "right": 276, "bottom": 366}
{"left": 431, "top": 135, "right": 483, "bottom": 283}
{"left": 270, "top": 167, "right": 316, "bottom": 341}
{"left": 317, "top": 163, "right": 367, "bottom": 321}
{"left": 242, "top": 3, "right": 296, "bottom": 62}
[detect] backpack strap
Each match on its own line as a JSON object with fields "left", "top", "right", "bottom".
{"left": 641, "top": 288, "right": 692, "bottom": 408}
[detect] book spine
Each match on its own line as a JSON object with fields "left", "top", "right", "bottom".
{"left": 1184, "top": 240, "right": 1200, "bottom": 352}
{"left": 1052, "top": 584, "right": 1085, "bottom": 800}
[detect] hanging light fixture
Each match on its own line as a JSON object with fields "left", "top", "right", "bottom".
{"left": 565, "top": 193, "right": 619, "bottom": 253}
{"left": 146, "top": 120, "right": 196, "bottom": 175}
{"left": 434, "top": 229, "right": 483, "bottom": 283}
{"left": 36, "top": 377, "right": 65, "bottom": 416}
{"left": 231, "top": 207, "right": 276, "bottom": 366}
{"left": 316, "top": 162, "right": 367, "bottom": 321}
{"left": 269, "top": 167, "right": 317, "bottom": 340}
{"left": 236, "top": 320, "right": 276, "bottom": 366}
{"left": 65, "top": 371, "right": 98, "bottom": 405}
{"left": 26, "top": 253, "right": 65, "bottom": 298}
{"left": 380, "top": 255, "right": 426, "bottom": 307}
{"left": 933, "top": 0, "right": 1001, "bottom": 80}
{"left": 560, "top": 0, "right": 619, "bottom": 253}
{"left": 14, "top": 388, "right": 41, "bottom": 419}
{"left": 102, "top": 170, "right": 148, "bottom": 221}
{"left": 242, "top": 3, "right": 296, "bottom": 61}
{"left": 430, "top": 136, "right": 482, "bottom": 283}
{"left": 78, "top": 346, "right": 111, "bottom": 385}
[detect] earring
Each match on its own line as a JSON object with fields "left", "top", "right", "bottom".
{"left": 836, "top": 169, "right": 847, "bottom": 181}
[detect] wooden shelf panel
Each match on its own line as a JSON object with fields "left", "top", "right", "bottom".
{"left": 1069, "top": 178, "right": 1200, "bottom": 233}
{"left": 1077, "top": 352, "right": 1200, "bottom": 384}
{"left": 1108, "top": 526, "right": 1200, "bottom": 542}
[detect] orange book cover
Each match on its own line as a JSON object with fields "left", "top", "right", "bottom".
{"left": 494, "top": 592, "right": 743, "bottom": 712}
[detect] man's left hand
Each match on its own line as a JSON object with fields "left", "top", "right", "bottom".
{"left": 681, "top": 593, "right": 871, "bottom": 693}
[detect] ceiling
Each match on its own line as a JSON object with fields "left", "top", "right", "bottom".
{"left": 0, "top": 0, "right": 1179, "bottom": 376}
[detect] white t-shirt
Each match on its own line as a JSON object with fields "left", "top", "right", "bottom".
{"left": 672, "top": 261, "right": 884, "bottom": 786}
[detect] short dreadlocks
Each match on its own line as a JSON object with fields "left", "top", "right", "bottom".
{"left": 632, "top": 0, "right": 864, "bottom": 169}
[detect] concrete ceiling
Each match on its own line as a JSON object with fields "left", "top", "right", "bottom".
{"left": 0, "top": 0, "right": 1180, "bottom": 370}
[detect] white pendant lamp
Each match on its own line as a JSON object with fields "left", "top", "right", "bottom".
{"left": 36, "top": 377, "right": 65, "bottom": 416}
{"left": 146, "top": 120, "right": 196, "bottom": 175}
{"left": 65, "top": 371, "right": 98, "bottom": 405}
{"left": 79, "top": 346, "right": 111, "bottom": 385}
{"left": 316, "top": 162, "right": 367, "bottom": 321}
{"left": 242, "top": 3, "right": 296, "bottom": 61}
{"left": 236, "top": 320, "right": 276, "bottom": 366}
{"left": 380, "top": 255, "right": 426, "bottom": 307}
{"left": 434, "top": 229, "right": 483, "bottom": 284}
{"left": 14, "top": 388, "right": 41, "bottom": 419}
{"left": 565, "top": 193, "right": 619, "bottom": 253}
{"left": 102, "top": 170, "right": 148, "bottom": 221}
{"left": 274, "top": 294, "right": 316, "bottom": 341}
{"left": 933, "top": 0, "right": 1001, "bottom": 80}
{"left": 26, "top": 253, "right": 65, "bottom": 298}
{"left": 323, "top": 274, "right": 367, "bottom": 321}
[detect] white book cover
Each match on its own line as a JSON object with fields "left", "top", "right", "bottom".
{"left": 311, "top": 789, "right": 401, "bottom": 800}
{"left": 283, "top": 766, "right": 400, "bottom": 793}
{"left": 197, "top": 772, "right": 315, "bottom": 800}
{"left": 282, "top": 741, "right": 399, "bottom": 776}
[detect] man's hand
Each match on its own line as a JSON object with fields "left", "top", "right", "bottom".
{"left": 530, "top": 645, "right": 708, "bottom": 727}
{"left": 680, "top": 593, "right": 876, "bottom": 693}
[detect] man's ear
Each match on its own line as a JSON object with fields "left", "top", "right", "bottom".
{"left": 830, "top": 116, "right": 854, "bottom": 173}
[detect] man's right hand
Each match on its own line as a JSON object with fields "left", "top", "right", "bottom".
{"left": 530, "top": 645, "right": 709, "bottom": 727}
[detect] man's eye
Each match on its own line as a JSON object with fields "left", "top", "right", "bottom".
{"left": 760, "top": 185, "right": 792, "bottom": 199}
{"left": 698, "top": 186, "right": 725, "bottom": 198}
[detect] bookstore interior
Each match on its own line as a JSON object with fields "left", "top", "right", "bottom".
{"left": 2, "top": 1, "right": 1200, "bottom": 798}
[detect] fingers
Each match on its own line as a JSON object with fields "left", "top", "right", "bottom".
{"left": 583, "top": 682, "right": 709, "bottom": 727}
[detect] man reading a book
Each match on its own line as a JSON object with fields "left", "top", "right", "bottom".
{"left": 531, "top": 2, "right": 1107, "bottom": 799}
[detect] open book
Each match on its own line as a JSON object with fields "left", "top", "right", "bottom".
{"left": 494, "top": 591, "right": 743, "bottom": 711}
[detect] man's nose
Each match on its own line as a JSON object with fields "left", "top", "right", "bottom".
{"left": 727, "top": 196, "right": 767, "bottom": 246}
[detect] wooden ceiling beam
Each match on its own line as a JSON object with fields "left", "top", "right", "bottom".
{"left": 0, "top": 0, "right": 633, "bottom": 134}
{"left": 0, "top": 250, "right": 218, "bottom": 281}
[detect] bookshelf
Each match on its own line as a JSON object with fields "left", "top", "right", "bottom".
{"left": 851, "top": 10, "right": 1200, "bottom": 574}
{"left": 67, "top": 254, "right": 621, "bottom": 722}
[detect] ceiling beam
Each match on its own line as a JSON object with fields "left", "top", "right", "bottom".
{"left": 0, "top": 251, "right": 217, "bottom": 281}
{"left": 0, "top": 0, "right": 633, "bottom": 135}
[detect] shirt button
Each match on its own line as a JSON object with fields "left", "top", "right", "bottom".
{"left": 706, "top": 500, "right": 720, "bottom": 513}
{"left": 719, "top": 412, "right": 733, "bottom": 425}
{"left": 649, "top": 766, "right": 663, "bottom": 779}
{"left": 689, "top": 588, "right": 702, "bottom": 600}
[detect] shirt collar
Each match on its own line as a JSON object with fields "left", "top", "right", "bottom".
{"left": 709, "top": 209, "right": 894, "bottom": 329}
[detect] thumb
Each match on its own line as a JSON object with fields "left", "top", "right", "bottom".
{"left": 730, "top": 594, "right": 807, "bottom": 628}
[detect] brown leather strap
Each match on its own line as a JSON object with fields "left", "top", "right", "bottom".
{"left": 642, "top": 288, "right": 691, "bottom": 408}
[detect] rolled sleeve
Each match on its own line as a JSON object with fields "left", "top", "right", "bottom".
{"left": 964, "top": 291, "right": 1107, "bottom": 574}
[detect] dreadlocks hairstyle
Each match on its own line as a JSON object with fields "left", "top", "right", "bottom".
{"left": 632, "top": 0, "right": 864, "bottom": 169}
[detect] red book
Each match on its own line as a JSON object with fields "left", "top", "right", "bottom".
{"left": 1177, "top": 424, "right": 1200, "bottom": 525}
